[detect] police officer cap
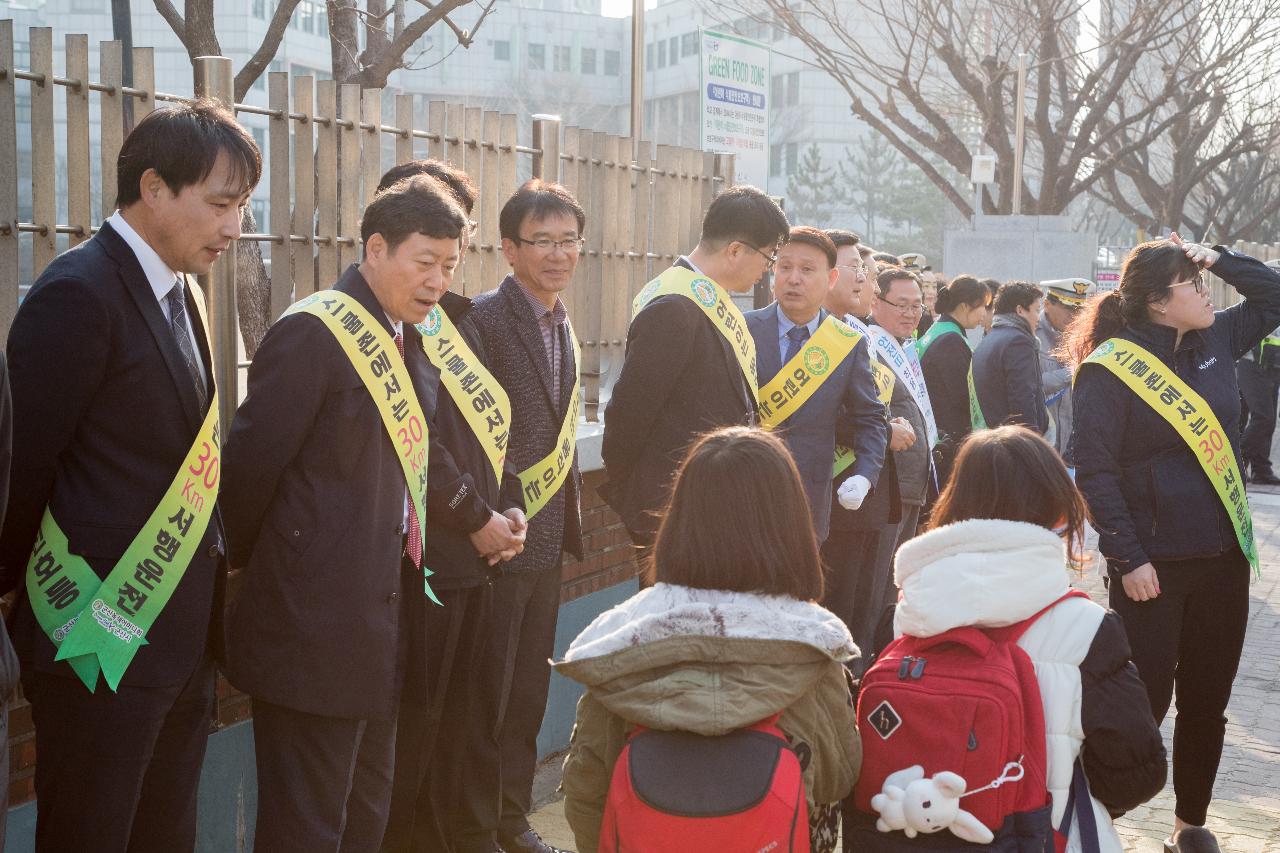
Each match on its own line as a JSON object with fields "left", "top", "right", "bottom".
{"left": 900, "top": 252, "right": 930, "bottom": 272}
{"left": 1041, "top": 278, "right": 1094, "bottom": 308}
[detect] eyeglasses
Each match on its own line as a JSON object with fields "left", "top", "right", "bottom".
{"left": 837, "top": 263, "right": 868, "bottom": 282}
{"left": 876, "top": 293, "right": 925, "bottom": 315}
{"left": 514, "top": 236, "right": 585, "bottom": 254}
{"left": 1168, "top": 272, "right": 1207, "bottom": 295}
{"left": 741, "top": 242, "right": 779, "bottom": 270}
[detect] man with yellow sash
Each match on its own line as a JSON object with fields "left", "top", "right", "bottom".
{"left": 819, "top": 230, "right": 901, "bottom": 662}
{"left": 0, "top": 102, "right": 259, "bottom": 852}
{"left": 464, "top": 180, "right": 587, "bottom": 853}
{"left": 220, "top": 176, "right": 465, "bottom": 851}
{"left": 373, "top": 162, "right": 528, "bottom": 853}
{"left": 744, "top": 227, "right": 886, "bottom": 545}
{"left": 601, "top": 185, "right": 789, "bottom": 558}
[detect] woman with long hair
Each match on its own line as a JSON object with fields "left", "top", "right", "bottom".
{"left": 917, "top": 274, "right": 993, "bottom": 487}
{"left": 846, "top": 426, "right": 1165, "bottom": 852}
{"left": 1065, "top": 235, "right": 1280, "bottom": 852}
{"left": 556, "top": 427, "right": 860, "bottom": 853}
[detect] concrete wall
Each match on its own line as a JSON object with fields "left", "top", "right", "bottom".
{"left": 943, "top": 215, "right": 1098, "bottom": 282}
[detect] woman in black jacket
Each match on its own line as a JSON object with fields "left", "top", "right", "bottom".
{"left": 972, "top": 281, "right": 1049, "bottom": 434}
{"left": 1066, "top": 235, "right": 1280, "bottom": 853}
{"left": 917, "top": 275, "right": 991, "bottom": 489}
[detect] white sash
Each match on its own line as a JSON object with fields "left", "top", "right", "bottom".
{"left": 870, "top": 326, "right": 939, "bottom": 448}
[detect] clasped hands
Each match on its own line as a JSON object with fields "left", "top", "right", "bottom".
{"left": 470, "top": 508, "right": 528, "bottom": 566}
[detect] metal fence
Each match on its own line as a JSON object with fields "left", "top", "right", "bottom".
{"left": 0, "top": 22, "right": 732, "bottom": 424}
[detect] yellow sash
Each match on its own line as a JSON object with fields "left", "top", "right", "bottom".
{"left": 519, "top": 324, "right": 582, "bottom": 519}
{"left": 633, "top": 266, "right": 759, "bottom": 402}
{"left": 416, "top": 306, "right": 511, "bottom": 484}
{"left": 759, "top": 316, "right": 863, "bottom": 429}
{"left": 283, "top": 294, "right": 438, "bottom": 602}
{"left": 833, "top": 358, "right": 895, "bottom": 479}
{"left": 1082, "top": 338, "right": 1258, "bottom": 576}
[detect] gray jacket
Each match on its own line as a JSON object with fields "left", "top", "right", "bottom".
{"left": 872, "top": 323, "right": 931, "bottom": 506}
{"left": 1036, "top": 312, "right": 1074, "bottom": 460}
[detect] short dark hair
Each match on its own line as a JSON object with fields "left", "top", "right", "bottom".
{"left": 877, "top": 265, "right": 920, "bottom": 295}
{"left": 980, "top": 277, "right": 1001, "bottom": 298}
{"left": 994, "top": 280, "right": 1043, "bottom": 314}
{"left": 825, "top": 228, "right": 862, "bottom": 250}
{"left": 784, "top": 226, "right": 837, "bottom": 268}
{"left": 651, "top": 427, "right": 824, "bottom": 600}
{"left": 699, "top": 185, "right": 789, "bottom": 251}
{"left": 376, "top": 159, "right": 477, "bottom": 214}
{"left": 499, "top": 179, "right": 585, "bottom": 242}
{"left": 361, "top": 174, "right": 467, "bottom": 252}
{"left": 930, "top": 426, "right": 1090, "bottom": 565}
{"left": 116, "top": 98, "right": 261, "bottom": 209}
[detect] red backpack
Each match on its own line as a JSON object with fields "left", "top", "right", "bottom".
{"left": 850, "top": 592, "right": 1088, "bottom": 846}
{"left": 598, "top": 715, "right": 810, "bottom": 853}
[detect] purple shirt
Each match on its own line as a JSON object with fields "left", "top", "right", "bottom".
{"left": 515, "top": 279, "right": 568, "bottom": 406}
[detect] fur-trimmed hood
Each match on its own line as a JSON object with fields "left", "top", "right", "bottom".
{"left": 894, "top": 519, "right": 1073, "bottom": 639}
{"left": 555, "top": 583, "right": 855, "bottom": 736}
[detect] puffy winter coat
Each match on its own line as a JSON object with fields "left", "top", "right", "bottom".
{"left": 1072, "top": 249, "right": 1280, "bottom": 573}
{"left": 894, "top": 519, "right": 1167, "bottom": 851}
{"left": 555, "top": 583, "right": 861, "bottom": 853}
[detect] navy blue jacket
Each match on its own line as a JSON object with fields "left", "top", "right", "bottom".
{"left": 745, "top": 304, "right": 887, "bottom": 542}
{"left": 972, "top": 313, "right": 1049, "bottom": 434}
{"left": 1073, "top": 249, "right": 1280, "bottom": 574}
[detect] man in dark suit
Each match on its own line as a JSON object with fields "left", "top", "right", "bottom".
{"left": 463, "top": 180, "right": 586, "bottom": 853}
{"left": 220, "top": 176, "right": 466, "bottom": 852}
{"left": 601, "top": 186, "right": 788, "bottom": 550}
{"left": 743, "top": 226, "right": 886, "bottom": 545}
{"left": 374, "top": 162, "right": 528, "bottom": 853}
{"left": 0, "top": 101, "right": 259, "bottom": 852}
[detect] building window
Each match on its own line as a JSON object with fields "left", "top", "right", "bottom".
{"left": 771, "top": 72, "right": 801, "bottom": 107}
{"left": 682, "top": 91, "right": 698, "bottom": 122}
{"left": 604, "top": 49, "right": 621, "bottom": 76}
{"left": 252, "top": 127, "right": 266, "bottom": 155}
{"left": 528, "top": 43, "right": 546, "bottom": 70}
{"left": 682, "top": 32, "right": 698, "bottom": 57}
{"left": 646, "top": 43, "right": 654, "bottom": 70}
{"left": 669, "top": 36, "right": 680, "bottom": 64}
{"left": 657, "top": 40, "right": 666, "bottom": 68}
{"left": 770, "top": 144, "right": 782, "bottom": 175}
{"left": 581, "top": 47, "right": 597, "bottom": 74}
{"left": 253, "top": 0, "right": 267, "bottom": 18}
{"left": 251, "top": 198, "right": 268, "bottom": 229}
{"left": 787, "top": 72, "right": 800, "bottom": 105}
{"left": 554, "top": 45, "right": 572, "bottom": 72}
{"left": 786, "top": 142, "right": 798, "bottom": 174}
{"left": 493, "top": 40, "right": 510, "bottom": 61}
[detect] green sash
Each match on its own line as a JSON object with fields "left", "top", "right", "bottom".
{"left": 916, "top": 320, "right": 986, "bottom": 431}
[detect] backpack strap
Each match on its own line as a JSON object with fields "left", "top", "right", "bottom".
{"left": 1058, "top": 759, "right": 1101, "bottom": 853}
{"left": 998, "top": 589, "right": 1092, "bottom": 645}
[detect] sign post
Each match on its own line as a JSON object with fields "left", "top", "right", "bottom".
{"left": 699, "top": 29, "right": 770, "bottom": 189}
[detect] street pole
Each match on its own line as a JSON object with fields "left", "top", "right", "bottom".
{"left": 1012, "top": 52, "right": 1027, "bottom": 215}
{"left": 630, "top": 0, "right": 644, "bottom": 157}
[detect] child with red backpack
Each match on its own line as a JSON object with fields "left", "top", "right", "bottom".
{"left": 845, "top": 426, "right": 1167, "bottom": 852}
{"left": 556, "top": 427, "right": 862, "bottom": 853}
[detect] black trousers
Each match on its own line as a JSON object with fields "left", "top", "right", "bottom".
{"left": 252, "top": 698, "right": 399, "bottom": 853}
{"left": 383, "top": 583, "right": 495, "bottom": 853}
{"left": 1108, "top": 547, "right": 1251, "bottom": 826}
{"left": 1237, "top": 359, "right": 1280, "bottom": 474}
{"left": 820, "top": 527, "right": 883, "bottom": 674}
{"left": 454, "top": 563, "right": 563, "bottom": 849}
{"left": 23, "top": 658, "right": 215, "bottom": 853}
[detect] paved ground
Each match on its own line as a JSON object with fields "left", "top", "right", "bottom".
{"left": 529, "top": 485, "right": 1280, "bottom": 852}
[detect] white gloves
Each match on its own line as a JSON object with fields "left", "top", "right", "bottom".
{"left": 837, "top": 475, "right": 872, "bottom": 511}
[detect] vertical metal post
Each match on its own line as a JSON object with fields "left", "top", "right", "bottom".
{"left": 532, "top": 114, "right": 562, "bottom": 183}
{"left": 194, "top": 55, "right": 240, "bottom": 425}
{"left": 630, "top": 0, "right": 644, "bottom": 157}
{"left": 1012, "top": 53, "right": 1027, "bottom": 216}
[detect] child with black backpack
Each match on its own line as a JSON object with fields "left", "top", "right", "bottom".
{"left": 556, "top": 427, "right": 861, "bottom": 853}
{"left": 845, "top": 426, "right": 1167, "bottom": 852}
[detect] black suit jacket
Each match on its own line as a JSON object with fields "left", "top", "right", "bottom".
{"left": 600, "top": 260, "right": 757, "bottom": 540}
{"left": 467, "top": 276, "right": 583, "bottom": 573}
{"left": 1, "top": 222, "right": 225, "bottom": 688}
{"left": 221, "top": 265, "right": 432, "bottom": 720}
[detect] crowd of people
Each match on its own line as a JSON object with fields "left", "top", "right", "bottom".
{"left": 0, "top": 97, "right": 1276, "bottom": 853}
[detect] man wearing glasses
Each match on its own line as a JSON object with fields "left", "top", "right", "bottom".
{"left": 867, "top": 266, "right": 938, "bottom": 633}
{"left": 602, "top": 186, "right": 789, "bottom": 561}
{"left": 464, "top": 180, "right": 587, "bottom": 853}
